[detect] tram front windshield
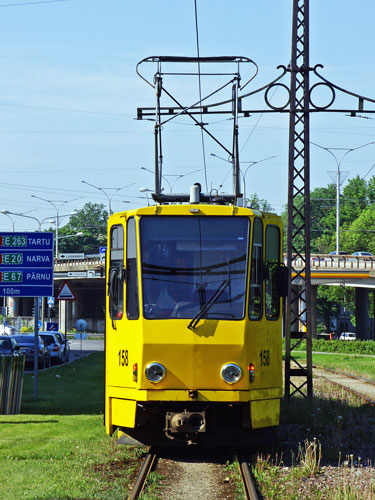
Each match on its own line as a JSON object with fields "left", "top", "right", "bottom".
{"left": 140, "top": 216, "right": 249, "bottom": 320}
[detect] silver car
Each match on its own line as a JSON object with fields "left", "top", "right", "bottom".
{"left": 53, "top": 332, "right": 71, "bottom": 363}
{"left": 39, "top": 332, "right": 64, "bottom": 365}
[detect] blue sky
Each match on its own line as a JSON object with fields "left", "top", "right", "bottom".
{"left": 0, "top": 0, "right": 375, "bottom": 232}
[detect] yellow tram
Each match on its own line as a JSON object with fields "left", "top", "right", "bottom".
{"left": 105, "top": 200, "right": 286, "bottom": 447}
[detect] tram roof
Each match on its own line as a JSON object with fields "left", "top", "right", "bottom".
{"left": 109, "top": 203, "right": 281, "bottom": 222}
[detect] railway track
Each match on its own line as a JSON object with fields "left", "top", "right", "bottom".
{"left": 127, "top": 449, "right": 157, "bottom": 500}
{"left": 238, "top": 453, "right": 259, "bottom": 500}
{"left": 127, "top": 448, "right": 259, "bottom": 499}
{"left": 313, "top": 364, "right": 375, "bottom": 405}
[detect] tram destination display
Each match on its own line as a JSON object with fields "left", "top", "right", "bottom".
{"left": 0, "top": 232, "right": 54, "bottom": 297}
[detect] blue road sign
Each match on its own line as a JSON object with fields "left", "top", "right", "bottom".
{"left": 0, "top": 250, "right": 53, "bottom": 268}
{"left": 46, "top": 322, "right": 58, "bottom": 331}
{"left": 38, "top": 320, "right": 42, "bottom": 329}
{"left": 99, "top": 247, "right": 106, "bottom": 254}
{"left": 0, "top": 232, "right": 54, "bottom": 297}
{"left": 47, "top": 296, "right": 55, "bottom": 306}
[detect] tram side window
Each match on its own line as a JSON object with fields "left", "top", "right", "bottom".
{"left": 265, "top": 225, "right": 281, "bottom": 320}
{"left": 126, "top": 217, "right": 139, "bottom": 320}
{"left": 109, "top": 225, "right": 124, "bottom": 320}
{"left": 249, "top": 218, "right": 263, "bottom": 320}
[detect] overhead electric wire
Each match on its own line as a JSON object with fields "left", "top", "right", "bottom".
{"left": 240, "top": 78, "right": 283, "bottom": 155}
{"left": 0, "top": 101, "right": 132, "bottom": 117}
{"left": 194, "top": 0, "right": 209, "bottom": 193}
{"left": 0, "top": 0, "right": 66, "bottom": 7}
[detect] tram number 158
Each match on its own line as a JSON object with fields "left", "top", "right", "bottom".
{"left": 118, "top": 349, "right": 129, "bottom": 367}
{"left": 260, "top": 349, "right": 270, "bottom": 366}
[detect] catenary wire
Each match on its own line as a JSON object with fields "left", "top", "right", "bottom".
{"left": 0, "top": 0, "right": 66, "bottom": 7}
{"left": 194, "top": 0, "right": 208, "bottom": 193}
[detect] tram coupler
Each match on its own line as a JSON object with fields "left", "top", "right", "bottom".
{"left": 165, "top": 410, "right": 206, "bottom": 437}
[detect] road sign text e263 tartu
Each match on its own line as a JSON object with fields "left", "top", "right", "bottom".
{"left": 0, "top": 232, "right": 54, "bottom": 297}
{"left": 56, "top": 281, "right": 77, "bottom": 301}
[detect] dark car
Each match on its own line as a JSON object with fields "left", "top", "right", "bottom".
{"left": 0, "top": 335, "right": 20, "bottom": 356}
{"left": 12, "top": 334, "right": 50, "bottom": 369}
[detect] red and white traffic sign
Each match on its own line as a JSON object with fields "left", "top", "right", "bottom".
{"left": 56, "top": 281, "right": 77, "bottom": 301}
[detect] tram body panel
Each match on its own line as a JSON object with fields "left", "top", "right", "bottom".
{"left": 105, "top": 205, "right": 285, "bottom": 444}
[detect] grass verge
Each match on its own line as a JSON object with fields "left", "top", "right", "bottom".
{"left": 0, "top": 353, "right": 145, "bottom": 500}
{"left": 250, "top": 377, "right": 375, "bottom": 499}
{"left": 290, "top": 351, "right": 375, "bottom": 381}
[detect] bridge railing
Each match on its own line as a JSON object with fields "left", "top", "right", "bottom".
{"left": 54, "top": 254, "right": 375, "bottom": 271}
{"left": 286, "top": 254, "right": 375, "bottom": 270}
{"left": 54, "top": 256, "right": 103, "bottom": 268}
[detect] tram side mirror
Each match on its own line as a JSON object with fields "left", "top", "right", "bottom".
{"left": 121, "top": 267, "right": 127, "bottom": 282}
{"left": 276, "top": 264, "right": 289, "bottom": 298}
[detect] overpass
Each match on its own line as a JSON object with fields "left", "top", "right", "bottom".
{"left": 5, "top": 253, "right": 375, "bottom": 336}
{"left": 6, "top": 256, "right": 105, "bottom": 333}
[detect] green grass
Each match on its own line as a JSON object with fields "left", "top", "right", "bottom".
{"left": 0, "top": 353, "right": 144, "bottom": 500}
{"left": 290, "top": 351, "right": 375, "bottom": 381}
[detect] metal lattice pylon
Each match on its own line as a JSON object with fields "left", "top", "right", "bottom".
{"left": 285, "top": 0, "right": 313, "bottom": 399}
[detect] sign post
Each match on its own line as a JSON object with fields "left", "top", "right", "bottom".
{"left": 56, "top": 281, "right": 77, "bottom": 342}
{"left": 0, "top": 232, "right": 54, "bottom": 400}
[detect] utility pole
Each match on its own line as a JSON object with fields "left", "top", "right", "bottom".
{"left": 285, "top": 0, "right": 313, "bottom": 399}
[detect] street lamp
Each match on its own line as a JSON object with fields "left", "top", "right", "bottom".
{"left": 1, "top": 209, "right": 44, "bottom": 231}
{"left": 139, "top": 187, "right": 153, "bottom": 206}
{"left": 80, "top": 180, "right": 136, "bottom": 216}
{"left": 58, "top": 232, "right": 84, "bottom": 240}
{"left": 140, "top": 166, "right": 202, "bottom": 193}
{"left": 210, "top": 153, "right": 278, "bottom": 201}
{"left": 0, "top": 210, "right": 15, "bottom": 231}
{"left": 311, "top": 141, "right": 375, "bottom": 254}
{"left": 31, "top": 195, "right": 81, "bottom": 259}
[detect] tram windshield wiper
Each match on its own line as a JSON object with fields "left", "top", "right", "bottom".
{"left": 187, "top": 279, "right": 229, "bottom": 331}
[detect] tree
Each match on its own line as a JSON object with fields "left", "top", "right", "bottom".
{"left": 58, "top": 202, "right": 108, "bottom": 255}
{"left": 246, "top": 193, "right": 273, "bottom": 212}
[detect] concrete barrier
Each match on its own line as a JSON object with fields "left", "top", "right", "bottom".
{"left": 0, "top": 355, "right": 25, "bottom": 414}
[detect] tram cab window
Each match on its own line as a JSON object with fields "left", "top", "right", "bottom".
{"left": 140, "top": 216, "right": 249, "bottom": 320}
{"left": 109, "top": 225, "right": 124, "bottom": 320}
{"left": 265, "top": 225, "right": 281, "bottom": 320}
{"left": 126, "top": 217, "right": 139, "bottom": 320}
{"left": 249, "top": 218, "right": 263, "bottom": 320}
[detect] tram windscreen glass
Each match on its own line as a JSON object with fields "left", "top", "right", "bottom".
{"left": 140, "top": 216, "right": 249, "bottom": 320}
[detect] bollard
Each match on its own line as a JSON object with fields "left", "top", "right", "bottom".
{"left": 0, "top": 355, "right": 25, "bottom": 414}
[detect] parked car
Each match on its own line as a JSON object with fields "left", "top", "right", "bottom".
{"left": 38, "top": 332, "right": 65, "bottom": 365}
{"left": 12, "top": 334, "right": 50, "bottom": 369}
{"left": 352, "top": 251, "right": 373, "bottom": 257}
{"left": 53, "top": 332, "right": 70, "bottom": 363}
{"left": 340, "top": 332, "right": 356, "bottom": 341}
{"left": 0, "top": 335, "right": 20, "bottom": 356}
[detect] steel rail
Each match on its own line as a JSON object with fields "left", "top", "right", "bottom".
{"left": 313, "top": 367, "right": 375, "bottom": 406}
{"left": 237, "top": 454, "right": 259, "bottom": 500}
{"left": 127, "top": 450, "right": 157, "bottom": 500}
{"left": 314, "top": 364, "right": 375, "bottom": 387}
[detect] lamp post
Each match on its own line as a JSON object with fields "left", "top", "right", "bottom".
{"left": 58, "top": 232, "right": 84, "bottom": 240}
{"left": 1, "top": 209, "right": 44, "bottom": 230}
{"left": 0, "top": 210, "right": 15, "bottom": 231}
{"left": 140, "top": 166, "right": 202, "bottom": 193}
{"left": 31, "top": 195, "right": 81, "bottom": 259}
{"left": 311, "top": 141, "right": 375, "bottom": 254}
{"left": 80, "top": 180, "right": 136, "bottom": 216}
{"left": 139, "top": 187, "right": 153, "bottom": 206}
{"left": 210, "top": 153, "right": 277, "bottom": 201}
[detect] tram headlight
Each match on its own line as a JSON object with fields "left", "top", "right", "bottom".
{"left": 221, "top": 363, "right": 242, "bottom": 384}
{"left": 145, "top": 362, "right": 166, "bottom": 383}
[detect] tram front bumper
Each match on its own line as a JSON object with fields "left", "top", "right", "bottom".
{"left": 106, "top": 386, "right": 282, "bottom": 434}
